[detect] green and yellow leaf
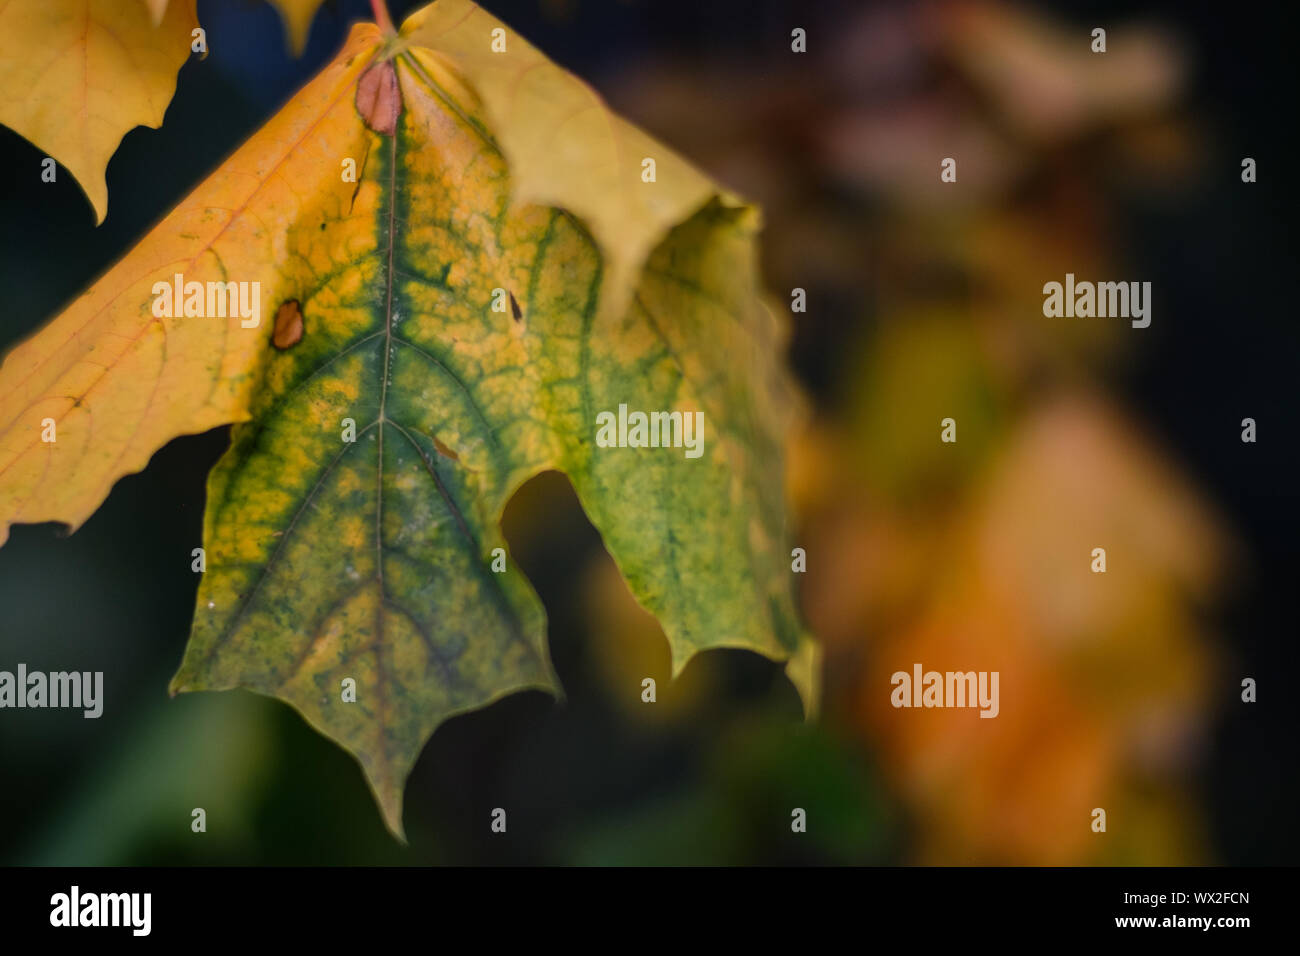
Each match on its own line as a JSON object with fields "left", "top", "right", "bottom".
{"left": 400, "top": 0, "right": 722, "bottom": 322}
{"left": 0, "top": 1, "right": 811, "bottom": 838}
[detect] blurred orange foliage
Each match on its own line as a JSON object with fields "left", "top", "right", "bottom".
{"left": 598, "top": 0, "right": 1235, "bottom": 863}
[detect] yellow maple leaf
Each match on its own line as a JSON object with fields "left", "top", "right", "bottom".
{"left": 0, "top": 0, "right": 198, "bottom": 224}
{"left": 0, "top": 22, "right": 377, "bottom": 547}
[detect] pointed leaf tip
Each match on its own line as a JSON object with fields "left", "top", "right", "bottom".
{"left": 0, "top": 0, "right": 199, "bottom": 224}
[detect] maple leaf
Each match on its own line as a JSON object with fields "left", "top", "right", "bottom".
{"left": 0, "top": 0, "right": 198, "bottom": 224}
{"left": 0, "top": 0, "right": 813, "bottom": 838}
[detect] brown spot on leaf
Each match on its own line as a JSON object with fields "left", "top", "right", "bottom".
{"left": 509, "top": 291, "right": 522, "bottom": 322}
{"left": 356, "top": 59, "right": 401, "bottom": 136}
{"left": 431, "top": 435, "right": 459, "bottom": 461}
{"left": 273, "top": 300, "right": 304, "bottom": 350}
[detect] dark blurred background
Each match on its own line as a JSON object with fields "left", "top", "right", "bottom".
{"left": 0, "top": 0, "right": 1294, "bottom": 864}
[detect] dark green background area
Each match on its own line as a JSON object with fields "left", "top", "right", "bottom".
{"left": 0, "top": 0, "right": 1295, "bottom": 864}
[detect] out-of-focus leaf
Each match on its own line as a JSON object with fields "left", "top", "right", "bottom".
{"left": 941, "top": 1, "right": 1185, "bottom": 143}
{"left": 808, "top": 394, "right": 1228, "bottom": 863}
{"left": 270, "top": 0, "right": 328, "bottom": 55}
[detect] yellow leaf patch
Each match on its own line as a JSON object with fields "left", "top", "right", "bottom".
{"left": 0, "top": 0, "right": 199, "bottom": 223}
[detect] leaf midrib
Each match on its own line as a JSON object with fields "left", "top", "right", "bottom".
{"left": 193, "top": 108, "right": 542, "bottom": 709}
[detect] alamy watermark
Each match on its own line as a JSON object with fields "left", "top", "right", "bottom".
{"left": 891, "top": 663, "right": 1000, "bottom": 718}
{"left": 1043, "top": 273, "right": 1151, "bottom": 328}
{"left": 151, "top": 273, "right": 261, "bottom": 328}
{"left": 50, "top": 886, "right": 150, "bottom": 936}
{"left": 595, "top": 403, "right": 704, "bottom": 459}
{"left": 0, "top": 664, "right": 102, "bottom": 718}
